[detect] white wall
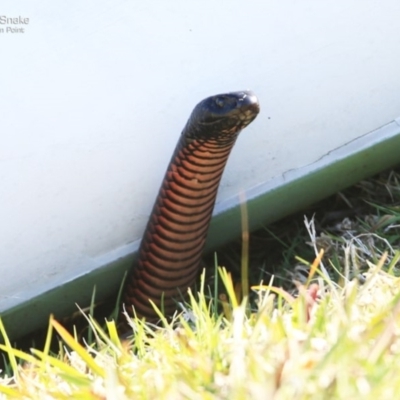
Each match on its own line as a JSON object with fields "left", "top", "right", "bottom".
{"left": 1, "top": 0, "right": 400, "bottom": 309}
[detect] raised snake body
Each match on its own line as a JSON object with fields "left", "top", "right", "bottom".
{"left": 123, "top": 91, "right": 260, "bottom": 320}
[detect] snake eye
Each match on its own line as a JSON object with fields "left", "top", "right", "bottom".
{"left": 215, "top": 97, "right": 225, "bottom": 108}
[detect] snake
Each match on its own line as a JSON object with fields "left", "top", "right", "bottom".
{"left": 122, "top": 90, "right": 260, "bottom": 320}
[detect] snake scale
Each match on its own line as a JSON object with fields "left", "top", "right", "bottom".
{"left": 122, "top": 90, "right": 260, "bottom": 320}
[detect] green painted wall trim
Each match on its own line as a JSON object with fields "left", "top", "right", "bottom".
{"left": 208, "top": 118, "right": 400, "bottom": 249}
{"left": 1, "top": 118, "right": 400, "bottom": 341}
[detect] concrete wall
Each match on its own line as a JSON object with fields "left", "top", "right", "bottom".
{"left": 1, "top": 1, "right": 400, "bottom": 315}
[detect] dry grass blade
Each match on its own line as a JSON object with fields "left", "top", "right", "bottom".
{"left": 0, "top": 319, "right": 19, "bottom": 380}
{"left": 50, "top": 316, "right": 106, "bottom": 379}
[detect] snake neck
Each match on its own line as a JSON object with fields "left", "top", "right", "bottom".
{"left": 123, "top": 132, "right": 238, "bottom": 320}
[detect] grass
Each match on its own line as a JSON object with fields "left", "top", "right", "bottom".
{"left": 1, "top": 167, "right": 400, "bottom": 399}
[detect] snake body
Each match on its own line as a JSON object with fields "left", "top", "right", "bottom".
{"left": 123, "top": 91, "right": 260, "bottom": 320}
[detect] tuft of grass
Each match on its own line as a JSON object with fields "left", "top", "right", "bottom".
{"left": 1, "top": 248, "right": 400, "bottom": 398}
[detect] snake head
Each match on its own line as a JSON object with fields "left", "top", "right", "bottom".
{"left": 186, "top": 90, "right": 260, "bottom": 138}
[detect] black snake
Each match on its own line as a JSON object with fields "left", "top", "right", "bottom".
{"left": 123, "top": 91, "right": 260, "bottom": 320}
